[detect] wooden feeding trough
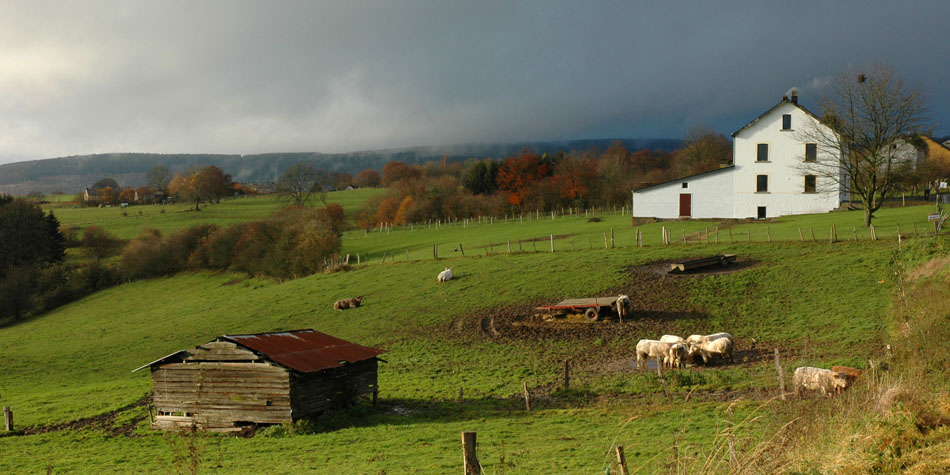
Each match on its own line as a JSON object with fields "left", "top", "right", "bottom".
{"left": 535, "top": 295, "right": 631, "bottom": 322}
{"left": 669, "top": 254, "right": 737, "bottom": 274}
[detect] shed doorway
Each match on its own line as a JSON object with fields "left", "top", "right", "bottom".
{"left": 679, "top": 194, "right": 691, "bottom": 217}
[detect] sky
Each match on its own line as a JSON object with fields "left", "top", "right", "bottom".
{"left": 1, "top": 0, "right": 949, "bottom": 165}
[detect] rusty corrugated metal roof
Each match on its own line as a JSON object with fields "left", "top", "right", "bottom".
{"left": 220, "top": 329, "right": 384, "bottom": 373}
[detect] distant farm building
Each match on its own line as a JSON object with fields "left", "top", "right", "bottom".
{"left": 134, "top": 329, "right": 384, "bottom": 432}
{"left": 632, "top": 90, "right": 849, "bottom": 219}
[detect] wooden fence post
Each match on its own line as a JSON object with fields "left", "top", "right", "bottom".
{"left": 462, "top": 431, "right": 480, "bottom": 475}
{"left": 433, "top": 244, "right": 438, "bottom": 260}
{"left": 829, "top": 225, "right": 834, "bottom": 243}
{"left": 507, "top": 240, "right": 511, "bottom": 255}
{"left": 747, "top": 230, "right": 751, "bottom": 243}
{"left": 715, "top": 225, "right": 720, "bottom": 244}
{"left": 913, "top": 222, "right": 918, "bottom": 236}
{"left": 564, "top": 360, "right": 570, "bottom": 390}
{"left": 523, "top": 382, "right": 531, "bottom": 411}
{"left": 767, "top": 226, "right": 771, "bottom": 243}
{"left": 798, "top": 227, "right": 804, "bottom": 242}
{"left": 3, "top": 406, "right": 11, "bottom": 431}
{"left": 656, "top": 364, "right": 672, "bottom": 403}
{"left": 870, "top": 224, "right": 877, "bottom": 241}
{"left": 459, "top": 243, "right": 465, "bottom": 257}
{"left": 810, "top": 228, "right": 815, "bottom": 242}
{"left": 774, "top": 349, "right": 786, "bottom": 400}
{"left": 604, "top": 232, "right": 609, "bottom": 249}
{"left": 611, "top": 228, "right": 615, "bottom": 248}
{"left": 616, "top": 445, "right": 630, "bottom": 475}
{"left": 551, "top": 235, "right": 555, "bottom": 253}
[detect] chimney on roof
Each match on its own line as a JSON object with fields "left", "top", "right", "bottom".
{"left": 784, "top": 87, "right": 799, "bottom": 104}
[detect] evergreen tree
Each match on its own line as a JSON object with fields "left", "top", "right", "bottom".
{"left": 45, "top": 211, "right": 66, "bottom": 263}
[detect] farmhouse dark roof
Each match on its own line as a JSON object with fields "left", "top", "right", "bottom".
{"left": 221, "top": 329, "right": 384, "bottom": 373}
{"left": 632, "top": 165, "right": 735, "bottom": 193}
{"left": 731, "top": 98, "right": 825, "bottom": 137}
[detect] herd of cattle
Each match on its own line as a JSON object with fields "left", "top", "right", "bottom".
{"left": 636, "top": 332, "right": 735, "bottom": 369}
{"left": 637, "top": 332, "right": 863, "bottom": 396}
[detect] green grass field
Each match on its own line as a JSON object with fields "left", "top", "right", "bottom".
{"left": 3, "top": 196, "right": 946, "bottom": 472}
{"left": 44, "top": 189, "right": 383, "bottom": 239}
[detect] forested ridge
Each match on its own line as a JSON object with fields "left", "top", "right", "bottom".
{"left": 0, "top": 139, "right": 680, "bottom": 194}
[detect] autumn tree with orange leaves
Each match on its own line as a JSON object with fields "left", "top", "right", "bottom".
{"left": 554, "top": 152, "right": 597, "bottom": 202}
{"left": 168, "top": 165, "right": 232, "bottom": 211}
{"left": 496, "top": 149, "right": 549, "bottom": 207}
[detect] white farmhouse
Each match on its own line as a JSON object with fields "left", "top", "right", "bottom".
{"left": 632, "top": 91, "right": 847, "bottom": 219}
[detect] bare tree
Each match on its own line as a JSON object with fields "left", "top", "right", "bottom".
{"left": 147, "top": 166, "right": 172, "bottom": 195}
{"left": 277, "top": 163, "right": 321, "bottom": 207}
{"left": 799, "top": 64, "right": 929, "bottom": 226}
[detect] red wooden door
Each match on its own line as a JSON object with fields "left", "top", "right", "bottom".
{"left": 679, "top": 194, "right": 691, "bottom": 217}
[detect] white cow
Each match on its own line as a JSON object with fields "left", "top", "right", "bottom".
{"left": 636, "top": 339, "right": 674, "bottom": 369}
{"left": 793, "top": 367, "right": 848, "bottom": 396}
{"left": 686, "top": 332, "right": 733, "bottom": 346}
{"left": 437, "top": 267, "right": 454, "bottom": 282}
{"left": 615, "top": 295, "right": 631, "bottom": 320}
{"left": 689, "top": 337, "right": 734, "bottom": 365}
{"left": 668, "top": 343, "right": 689, "bottom": 368}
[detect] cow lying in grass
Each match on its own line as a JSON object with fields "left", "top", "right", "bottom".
{"left": 333, "top": 296, "right": 363, "bottom": 310}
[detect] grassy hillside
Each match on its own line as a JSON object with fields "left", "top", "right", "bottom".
{"left": 4, "top": 197, "right": 932, "bottom": 471}
{"left": 44, "top": 189, "right": 383, "bottom": 239}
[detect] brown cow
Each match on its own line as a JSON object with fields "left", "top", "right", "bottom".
{"left": 333, "top": 295, "right": 363, "bottom": 310}
{"left": 832, "top": 365, "right": 863, "bottom": 384}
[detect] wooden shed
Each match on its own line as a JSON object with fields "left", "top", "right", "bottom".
{"left": 133, "top": 329, "right": 384, "bottom": 432}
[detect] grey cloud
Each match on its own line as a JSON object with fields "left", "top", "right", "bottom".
{"left": 0, "top": 0, "right": 948, "bottom": 164}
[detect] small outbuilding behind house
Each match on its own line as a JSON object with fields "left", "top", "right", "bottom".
{"left": 134, "top": 329, "right": 384, "bottom": 432}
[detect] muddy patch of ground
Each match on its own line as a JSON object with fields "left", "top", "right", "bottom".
{"left": 442, "top": 259, "right": 768, "bottom": 380}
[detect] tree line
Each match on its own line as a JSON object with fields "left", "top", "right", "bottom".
{"left": 355, "top": 132, "right": 731, "bottom": 228}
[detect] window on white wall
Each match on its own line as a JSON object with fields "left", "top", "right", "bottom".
{"left": 805, "top": 143, "right": 817, "bottom": 162}
{"left": 756, "top": 175, "right": 768, "bottom": 192}
{"left": 682, "top": 182, "right": 688, "bottom": 189}
{"left": 804, "top": 175, "right": 816, "bottom": 193}
{"left": 782, "top": 114, "right": 791, "bottom": 130}
{"left": 756, "top": 144, "right": 769, "bottom": 162}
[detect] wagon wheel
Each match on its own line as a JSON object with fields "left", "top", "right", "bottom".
{"left": 719, "top": 256, "right": 730, "bottom": 268}
{"left": 584, "top": 307, "right": 600, "bottom": 321}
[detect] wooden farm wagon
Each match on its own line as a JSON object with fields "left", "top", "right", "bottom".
{"left": 535, "top": 295, "right": 631, "bottom": 321}
{"left": 133, "top": 329, "right": 384, "bottom": 432}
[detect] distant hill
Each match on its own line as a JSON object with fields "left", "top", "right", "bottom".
{"left": 0, "top": 138, "right": 680, "bottom": 195}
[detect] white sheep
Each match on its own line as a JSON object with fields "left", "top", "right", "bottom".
{"left": 437, "top": 267, "right": 454, "bottom": 282}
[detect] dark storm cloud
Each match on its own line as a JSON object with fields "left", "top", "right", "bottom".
{"left": 1, "top": 0, "right": 948, "bottom": 163}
